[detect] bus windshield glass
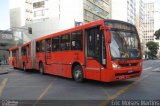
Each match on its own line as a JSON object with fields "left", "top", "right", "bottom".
{"left": 110, "top": 31, "right": 141, "bottom": 60}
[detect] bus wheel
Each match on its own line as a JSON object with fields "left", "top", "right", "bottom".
{"left": 39, "top": 63, "right": 44, "bottom": 74}
{"left": 73, "top": 65, "right": 84, "bottom": 82}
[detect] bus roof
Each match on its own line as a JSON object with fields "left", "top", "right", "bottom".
{"left": 35, "top": 19, "right": 105, "bottom": 41}
{"left": 104, "top": 19, "right": 135, "bottom": 27}
{"left": 20, "top": 41, "right": 31, "bottom": 48}
{"left": 8, "top": 46, "right": 19, "bottom": 51}
{"left": 35, "top": 19, "right": 137, "bottom": 42}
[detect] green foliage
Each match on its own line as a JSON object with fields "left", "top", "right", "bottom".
{"left": 154, "top": 29, "right": 160, "bottom": 39}
{"left": 146, "top": 41, "right": 159, "bottom": 58}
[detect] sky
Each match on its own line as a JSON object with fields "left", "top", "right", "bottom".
{"left": 0, "top": 0, "right": 10, "bottom": 30}
{"left": 0, "top": 0, "right": 160, "bottom": 30}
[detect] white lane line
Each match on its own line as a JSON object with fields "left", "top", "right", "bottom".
{"left": 153, "top": 68, "right": 160, "bottom": 71}
{"left": 143, "top": 67, "right": 152, "bottom": 71}
{"left": 0, "top": 78, "right": 8, "bottom": 96}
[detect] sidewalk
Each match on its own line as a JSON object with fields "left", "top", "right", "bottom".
{"left": 0, "top": 65, "right": 10, "bottom": 75}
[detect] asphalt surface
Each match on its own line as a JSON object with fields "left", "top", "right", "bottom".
{"left": 0, "top": 60, "right": 160, "bottom": 106}
{"left": 0, "top": 65, "right": 9, "bottom": 75}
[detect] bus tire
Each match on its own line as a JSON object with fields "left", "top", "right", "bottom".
{"left": 73, "top": 65, "right": 84, "bottom": 82}
{"left": 39, "top": 62, "right": 44, "bottom": 75}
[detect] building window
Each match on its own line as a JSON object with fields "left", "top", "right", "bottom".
{"left": 33, "top": 1, "right": 45, "bottom": 9}
{"left": 34, "top": 10, "right": 45, "bottom": 17}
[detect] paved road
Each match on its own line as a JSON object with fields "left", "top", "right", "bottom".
{"left": 0, "top": 60, "right": 160, "bottom": 105}
{"left": 0, "top": 65, "right": 9, "bottom": 74}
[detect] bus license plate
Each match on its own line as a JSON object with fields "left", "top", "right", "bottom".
{"left": 128, "top": 70, "right": 133, "bottom": 73}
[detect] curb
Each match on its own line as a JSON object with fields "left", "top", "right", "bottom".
{"left": 0, "top": 70, "right": 8, "bottom": 75}
{"left": 0, "top": 66, "right": 9, "bottom": 75}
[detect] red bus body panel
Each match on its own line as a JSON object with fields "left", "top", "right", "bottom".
{"left": 21, "top": 42, "right": 32, "bottom": 70}
{"left": 8, "top": 47, "right": 20, "bottom": 68}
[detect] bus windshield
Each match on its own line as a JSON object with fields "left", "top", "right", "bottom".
{"left": 110, "top": 31, "right": 141, "bottom": 60}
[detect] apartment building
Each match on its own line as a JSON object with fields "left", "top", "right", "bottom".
{"left": 136, "top": 0, "right": 145, "bottom": 51}
{"left": 143, "top": 3, "right": 155, "bottom": 49}
{"left": 10, "top": 0, "right": 111, "bottom": 41}
{"left": 9, "top": 0, "right": 32, "bottom": 27}
{"left": 112, "top": 0, "right": 136, "bottom": 25}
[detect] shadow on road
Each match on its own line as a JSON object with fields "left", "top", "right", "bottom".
{"left": 11, "top": 68, "right": 136, "bottom": 88}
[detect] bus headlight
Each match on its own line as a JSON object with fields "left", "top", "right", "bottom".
{"left": 112, "top": 62, "right": 120, "bottom": 69}
{"left": 137, "top": 62, "right": 142, "bottom": 66}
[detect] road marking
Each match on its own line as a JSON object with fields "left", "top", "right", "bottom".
{"left": 143, "top": 67, "right": 152, "bottom": 71}
{"left": 99, "top": 73, "right": 152, "bottom": 106}
{"left": 100, "top": 87, "right": 110, "bottom": 98}
{"left": 0, "top": 78, "right": 8, "bottom": 96}
{"left": 152, "top": 68, "right": 160, "bottom": 72}
{"left": 7, "top": 86, "right": 43, "bottom": 88}
{"left": 33, "top": 79, "right": 56, "bottom": 106}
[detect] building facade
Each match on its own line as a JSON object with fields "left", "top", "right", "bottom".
{"left": 111, "top": 0, "right": 136, "bottom": 25}
{"left": 10, "top": 0, "right": 111, "bottom": 41}
{"left": 136, "top": 0, "right": 145, "bottom": 53}
{"left": 83, "top": 0, "right": 111, "bottom": 23}
{"left": 9, "top": 0, "right": 33, "bottom": 27}
{"left": 143, "top": 2, "right": 160, "bottom": 58}
{"left": 32, "top": 0, "right": 111, "bottom": 23}
{"left": 143, "top": 3, "right": 155, "bottom": 51}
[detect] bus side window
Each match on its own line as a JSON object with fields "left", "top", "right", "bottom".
{"left": 87, "top": 27, "right": 101, "bottom": 59}
{"left": 36, "top": 41, "right": 44, "bottom": 52}
{"left": 87, "top": 30, "right": 95, "bottom": 57}
{"left": 61, "top": 34, "right": 70, "bottom": 51}
{"left": 42, "top": 40, "right": 45, "bottom": 52}
{"left": 36, "top": 41, "right": 40, "bottom": 52}
{"left": 12, "top": 50, "right": 16, "bottom": 57}
{"left": 21, "top": 47, "right": 27, "bottom": 56}
{"left": 71, "top": 31, "right": 83, "bottom": 51}
{"left": 52, "top": 36, "right": 60, "bottom": 52}
{"left": 27, "top": 45, "right": 30, "bottom": 56}
{"left": 46, "top": 38, "right": 51, "bottom": 52}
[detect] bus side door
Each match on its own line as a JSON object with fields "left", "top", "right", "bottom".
{"left": 26, "top": 44, "right": 31, "bottom": 68}
{"left": 16, "top": 49, "right": 19, "bottom": 68}
{"left": 45, "top": 38, "right": 52, "bottom": 73}
{"left": 85, "top": 27, "right": 102, "bottom": 81}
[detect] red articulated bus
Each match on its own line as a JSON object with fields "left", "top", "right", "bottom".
{"left": 8, "top": 47, "right": 20, "bottom": 68}
{"left": 8, "top": 19, "right": 143, "bottom": 82}
{"left": 9, "top": 41, "right": 36, "bottom": 71}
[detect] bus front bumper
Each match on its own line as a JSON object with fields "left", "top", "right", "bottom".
{"left": 114, "top": 67, "right": 142, "bottom": 80}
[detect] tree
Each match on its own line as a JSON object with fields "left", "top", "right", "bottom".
{"left": 146, "top": 41, "right": 159, "bottom": 59}
{"left": 154, "top": 29, "right": 160, "bottom": 39}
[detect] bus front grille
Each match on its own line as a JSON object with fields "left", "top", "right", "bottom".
{"left": 115, "top": 71, "right": 140, "bottom": 76}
